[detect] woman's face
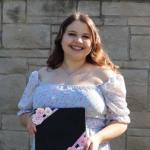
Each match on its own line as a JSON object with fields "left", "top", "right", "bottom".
{"left": 61, "top": 20, "right": 92, "bottom": 62}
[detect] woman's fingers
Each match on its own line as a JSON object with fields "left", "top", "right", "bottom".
{"left": 84, "top": 136, "right": 99, "bottom": 150}
{"left": 33, "top": 124, "right": 37, "bottom": 133}
{"left": 84, "top": 138, "right": 91, "bottom": 150}
{"left": 28, "top": 123, "right": 36, "bottom": 135}
{"left": 88, "top": 143, "right": 93, "bottom": 150}
{"left": 27, "top": 117, "right": 37, "bottom": 136}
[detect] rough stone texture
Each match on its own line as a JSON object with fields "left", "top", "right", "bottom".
{"left": 28, "top": 65, "right": 44, "bottom": 74}
{"left": 100, "top": 26, "right": 129, "bottom": 60}
{"left": 3, "top": 24, "right": 50, "bottom": 48}
{"left": 27, "top": 16, "right": 66, "bottom": 24}
{"left": 0, "top": 1, "right": 150, "bottom": 150}
{"left": 3, "top": 0, "right": 26, "bottom": 23}
{"left": 128, "top": 17, "right": 150, "bottom": 26}
{"left": 0, "top": 2, "right": 1, "bottom": 24}
{"left": 114, "top": 60, "right": 150, "bottom": 69}
{"left": 122, "top": 69, "right": 148, "bottom": 85}
{"left": 131, "top": 27, "right": 150, "bottom": 35}
{"left": 27, "top": 0, "right": 76, "bottom": 17}
{"left": 0, "top": 131, "right": 29, "bottom": 150}
{"left": 51, "top": 25, "right": 59, "bottom": 51}
{"left": 0, "top": 58, "right": 27, "bottom": 74}
{"left": 51, "top": 25, "right": 60, "bottom": 33}
{"left": 104, "top": 17, "right": 127, "bottom": 25}
{"left": 78, "top": 0, "right": 100, "bottom": 16}
{"left": 149, "top": 72, "right": 150, "bottom": 85}
{"left": 127, "top": 128, "right": 150, "bottom": 137}
{"left": 0, "top": 2, "right": 1, "bottom": 47}
{"left": 122, "top": 69, "right": 148, "bottom": 111}
{"left": 149, "top": 85, "right": 150, "bottom": 111}
{"left": 2, "top": 114, "right": 25, "bottom": 131}
{"left": 131, "top": 36, "right": 150, "bottom": 60}
{"left": 148, "top": 84, "right": 150, "bottom": 107}
{"left": 129, "top": 112, "right": 150, "bottom": 128}
{"left": 91, "top": 17, "right": 103, "bottom": 26}
{"left": 127, "top": 128, "right": 150, "bottom": 150}
{"left": 0, "top": 74, "right": 26, "bottom": 113}
{"left": 27, "top": 58, "right": 47, "bottom": 66}
{"left": 0, "top": 115, "right": 2, "bottom": 129}
{"left": 51, "top": 33, "right": 57, "bottom": 50}
{"left": 0, "top": 49, "right": 49, "bottom": 58}
{"left": 103, "top": 2, "right": 150, "bottom": 16}
{"left": 111, "top": 134, "right": 126, "bottom": 150}
{"left": 126, "top": 84, "right": 148, "bottom": 111}
{"left": 127, "top": 136, "right": 150, "bottom": 150}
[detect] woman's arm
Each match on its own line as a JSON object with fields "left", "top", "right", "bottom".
{"left": 95, "top": 121, "right": 127, "bottom": 143}
{"left": 17, "top": 71, "right": 40, "bottom": 135}
{"left": 84, "top": 70, "right": 130, "bottom": 150}
{"left": 86, "top": 121, "right": 128, "bottom": 150}
{"left": 19, "top": 112, "right": 31, "bottom": 127}
{"left": 19, "top": 113, "right": 36, "bottom": 136}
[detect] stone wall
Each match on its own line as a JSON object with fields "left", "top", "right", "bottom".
{"left": 0, "top": 0, "right": 150, "bottom": 150}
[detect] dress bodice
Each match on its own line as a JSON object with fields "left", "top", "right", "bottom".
{"left": 18, "top": 71, "right": 130, "bottom": 150}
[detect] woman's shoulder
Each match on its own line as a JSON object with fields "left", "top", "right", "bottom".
{"left": 39, "top": 67, "right": 48, "bottom": 74}
{"left": 90, "top": 64, "right": 119, "bottom": 83}
{"left": 38, "top": 66, "right": 61, "bottom": 82}
{"left": 38, "top": 67, "right": 52, "bottom": 79}
{"left": 39, "top": 66, "right": 56, "bottom": 74}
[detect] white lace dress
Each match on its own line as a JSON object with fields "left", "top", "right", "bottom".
{"left": 18, "top": 71, "right": 130, "bottom": 150}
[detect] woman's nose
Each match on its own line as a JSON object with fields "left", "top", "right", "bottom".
{"left": 75, "top": 36, "right": 83, "bottom": 43}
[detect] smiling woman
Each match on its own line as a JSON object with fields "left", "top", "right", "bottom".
{"left": 61, "top": 20, "right": 92, "bottom": 62}
{"left": 18, "top": 12, "right": 130, "bottom": 150}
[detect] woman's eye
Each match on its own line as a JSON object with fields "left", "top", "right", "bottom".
{"left": 68, "top": 33, "right": 76, "bottom": 36}
{"left": 82, "top": 35, "right": 90, "bottom": 39}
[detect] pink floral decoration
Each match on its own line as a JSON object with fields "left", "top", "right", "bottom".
{"left": 67, "top": 132, "right": 87, "bottom": 150}
{"left": 32, "top": 107, "right": 57, "bottom": 125}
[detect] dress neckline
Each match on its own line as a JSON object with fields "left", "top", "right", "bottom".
{"left": 32, "top": 70, "right": 122, "bottom": 89}
{"left": 39, "top": 80, "right": 103, "bottom": 89}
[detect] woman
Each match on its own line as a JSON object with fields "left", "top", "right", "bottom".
{"left": 18, "top": 12, "right": 130, "bottom": 150}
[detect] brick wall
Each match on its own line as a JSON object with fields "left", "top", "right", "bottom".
{"left": 0, "top": 0, "right": 150, "bottom": 150}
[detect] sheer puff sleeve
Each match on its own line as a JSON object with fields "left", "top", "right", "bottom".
{"left": 101, "top": 74, "right": 130, "bottom": 124}
{"left": 17, "top": 71, "right": 39, "bottom": 116}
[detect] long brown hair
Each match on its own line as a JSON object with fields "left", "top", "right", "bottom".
{"left": 47, "top": 12, "right": 119, "bottom": 72}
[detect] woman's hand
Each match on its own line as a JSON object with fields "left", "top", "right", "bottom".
{"left": 84, "top": 134, "right": 101, "bottom": 150}
{"left": 83, "top": 122, "right": 128, "bottom": 150}
{"left": 26, "top": 115, "right": 37, "bottom": 136}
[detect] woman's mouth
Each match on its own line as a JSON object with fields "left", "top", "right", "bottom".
{"left": 70, "top": 45, "right": 84, "bottom": 51}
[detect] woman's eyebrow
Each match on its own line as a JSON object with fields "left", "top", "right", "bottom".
{"left": 67, "top": 30, "right": 76, "bottom": 33}
{"left": 67, "top": 30, "right": 90, "bottom": 36}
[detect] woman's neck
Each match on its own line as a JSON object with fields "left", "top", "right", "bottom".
{"left": 61, "top": 59, "right": 86, "bottom": 75}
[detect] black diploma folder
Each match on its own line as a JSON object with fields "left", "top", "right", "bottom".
{"left": 35, "top": 108, "right": 85, "bottom": 150}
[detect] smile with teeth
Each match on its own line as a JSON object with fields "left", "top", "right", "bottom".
{"left": 70, "top": 45, "right": 84, "bottom": 51}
